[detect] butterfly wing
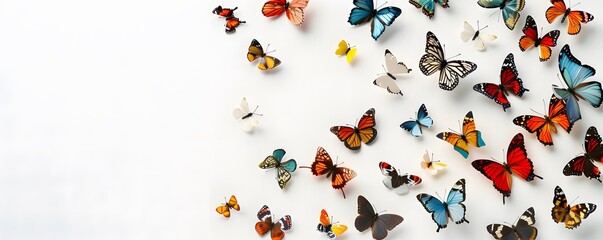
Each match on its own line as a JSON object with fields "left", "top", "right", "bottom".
{"left": 519, "top": 15, "right": 538, "bottom": 52}
{"left": 346, "top": 47, "right": 357, "bottom": 63}
{"left": 233, "top": 97, "right": 250, "bottom": 120}
{"left": 537, "top": 30, "right": 560, "bottom": 62}
{"left": 348, "top": 0, "right": 375, "bottom": 25}
{"left": 357, "top": 108, "right": 377, "bottom": 144}
{"left": 372, "top": 214, "right": 404, "bottom": 240}
{"left": 374, "top": 75, "right": 402, "bottom": 96}
{"left": 393, "top": 174, "right": 422, "bottom": 195}
{"left": 355, "top": 195, "right": 376, "bottom": 232}
{"left": 320, "top": 209, "right": 331, "bottom": 226}
{"left": 417, "top": 193, "right": 449, "bottom": 232}
{"left": 502, "top": 0, "right": 525, "bottom": 30}
{"left": 410, "top": 0, "right": 436, "bottom": 19}
{"left": 270, "top": 215, "right": 291, "bottom": 240}
{"left": 474, "top": 83, "right": 509, "bottom": 111}
{"left": 311, "top": 147, "right": 334, "bottom": 176}
{"left": 563, "top": 127, "right": 603, "bottom": 181}
{"left": 371, "top": 7, "right": 401, "bottom": 40}
{"left": 255, "top": 205, "right": 273, "bottom": 236}
{"left": 461, "top": 21, "right": 476, "bottom": 42}
{"left": 276, "top": 166, "right": 292, "bottom": 189}
{"left": 500, "top": 53, "right": 528, "bottom": 97}
{"left": 331, "top": 223, "right": 348, "bottom": 236}
{"left": 379, "top": 161, "right": 397, "bottom": 189}
{"left": 335, "top": 40, "right": 349, "bottom": 56}
{"left": 216, "top": 205, "right": 231, "bottom": 218}
{"left": 548, "top": 94, "right": 573, "bottom": 133}
{"left": 485, "top": 223, "right": 515, "bottom": 240}
{"left": 462, "top": 111, "right": 486, "bottom": 148}
{"left": 258, "top": 55, "right": 281, "bottom": 70}
{"left": 437, "top": 132, "right": 469, "bottom": 158}
{"left": 546, "top": 0, "right": 567, "bottom": 23}
{"left": 566, "top": 203, "right": 597, "bottom": 229}
{"left": 259, "top": 155, "right": 280, "bottom": 170}
{"left": 330, "top": 126, "right": 361, "bottom": 150}
{"left": 401, "top": 120, "right": 422, "bottom": 137}
{"left": 439, "top": 60, "right": 478, "bottom": 91}
{"left": 565, "top": 10, "right": 594, "bottom": 35}
{"left": 471, "top": 159, "right": 511, "bottom": 199}
{"left": 242, "top": 117, "right": 259, "bottom": 132}
{"left": 247, "top": 39, "right": 265, "bottom": 62}
{"left": 384, "top": 49, "right": 411, "bottom": 75}
{"left": 228, "top": 195, "right": 240, "bottom": 211}
{"left": 420, "top": 32, "right": 445, "bottom": 77}
{"left": 416, "top": 104, "right": 433, "bottom": 128}
{"left": 262, "top": 0, "right": 286, "bottom": 17}
{"left": 506, "top": 133, "right": 539, "bottom": 181}
{"left": 446, "top": 179, "right": 468, "bottom": 224}
{"left": 585, "top": 127, "right": 603, "bottom": 162}
{"left": 514, "top": 207, "right": 538, "bottom": 240}
{"left": 285, "top": 0, "right": 308, "bottom": 25}
{"left": 551, "top": 186, "right": 569, "bottom": 224}
{"left": 332, "top": 167, "right": 357, "bottom": 190}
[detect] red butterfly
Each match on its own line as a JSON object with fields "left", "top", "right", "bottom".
{"left": 262, "top": 0, "right": 309, "bottom": 26}
{"left": 513, "top": 94, "right": 573, "bottom": 146}
{"left": 225, "top": 17, "right": 246, "bottom": 33}
{"left": 519, "top": 15, "right": 560, "bottom": 62}
{"left": 546, "top": 0, "right": 594, "bottom": 35}
{"left": 213, "top": 5, "right": 237, "bottom": 17}
{"left": 301, "top": 147, "right": 357, "bottom": 199}
{"left": 472, "top": 133, "right": 542, "bottom": 204}
{"left": 563, "top": 126, "right": 603, "bottom": 182}
{"left": 473, "top": 53, "right": 528, "bottom": 111}
{"left": 330, "top": 108, "right": 377, "bottom": 150}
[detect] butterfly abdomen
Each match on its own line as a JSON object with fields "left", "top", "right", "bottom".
{"left": 439, "top": 60, "right": 448, "bottom": 70}
{"left": 387, "top": 72, "right": 396, "bottom": 80}
{"left": 472, "top": 31, "right": 480, "bottom": 41}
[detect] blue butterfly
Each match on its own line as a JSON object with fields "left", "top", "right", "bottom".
{"left": 477, "top": 0, "right": 525, "bottom": 30}
{"left": 400, "top": 104, "right": 433, "bottom": 137}
{"left": 409, "top": 0, "right": 449, "bottom": 19}
{"left": 348, "top": 0, "right": 401, "bottom": 40}
{"left": 553, "top": 44, "right": 602, "bottom": 124}
{"left": 416, "top": 179, "right": 469, "bottom": 232}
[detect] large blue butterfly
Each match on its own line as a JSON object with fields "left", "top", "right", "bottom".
{"left": 409, "top": 0, "right": 449, "bottom": 19}
{"left": 400, "top": 104, "right": 433, "bottom": 137}
{"left": 348, "top": 0, "right": 401, "bottom": 40}
{"left": 554, "top": 44, "right": 602, "bottom": 124}
{"left": 416, "top": 179, "right": 469, "bottom": 232}
{"left": 477, "top": 0, "right": 525, "bottom": 30}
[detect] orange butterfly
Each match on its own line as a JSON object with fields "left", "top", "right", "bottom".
{"left": 437, "top": 111, "right": 486, "bottom": 159}
{"left": 513, "top": 94, "right": 573, "bottom": 146}
{"left": 330, "top": 108, "right": 377, "bottom": 150}
{"left": 255, "top": 205, "right": 292, "bottom": 240}
{"left": 546, "top": 0, "right": 594, "bottom": 35}
{"left": 215, "top": 195, "right": 240, "bottom": 218}
{"left": 262, "top": 0, "right": 309, "bottom": 26}
{"left": 301, "top": 147, "right": 357, "bottom": 199}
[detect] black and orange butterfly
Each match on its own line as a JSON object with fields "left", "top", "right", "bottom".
{"left": 563, "top": 126, "right": 603, "bottom": 182}
{"left": 225, "top": 18, "right": 246, "bottom": 33}
{"left": 551, "top": 186, "right": 597, "bottom": 229}
{"left": 472, "top": 133, "right": 542, "bottom": 204}
{"left": 255, "top": 205, "right": 292, "bottom": 240}
{"left": 437, "top": 111, "right": 486, "bottom": 159}
{"left": 330, "top": 108, "right": 377, "bottom": 150}
{"left": 513, "top": 94, "right": 573, "bottom": 146}
{"left": 247, "top": 39, "right": 281, "bottom": 70}
{"left": 213, "top": 5, "right": 238, "bottom": 17}
{"left": 215, "top": 195, "right": 240, "bottom": 218}
{"left": 301, "top": 147, "right": 357, "bottom": 199}
{"left": 473, "top": 53, "right": 528, "bottom": 111}
{"left": 546, "top": 0, "right": 594, "bottom": 35}
{"left": 519, "top": 15, "right": 560, "bottom": 62}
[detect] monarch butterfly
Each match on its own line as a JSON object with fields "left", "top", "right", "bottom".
{"left": 330, "top": 108, "right": 377, "bottom": 150}
{"left": 546, "top": 0, "right": 594, "bottom": 35}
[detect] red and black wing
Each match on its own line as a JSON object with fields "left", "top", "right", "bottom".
{"left": 585, "top": 126, "right": 603, "bottom": 162}
{"left": 563, "top": 126, "right": 603, "bottom": 182}
{"left": 311, "top": 147, "right": 334, "bottom": 176}
{"left": 500, "top": 53, "right": 528, "bottom": 97}
{"left": 506, "top": 133, "right": 541, "bottom": 181}
{"left": 473, "top": 83, "right": 510, "bottom": 111}
{"left": 472, "top": 159, "right": 512, "bottom": 201}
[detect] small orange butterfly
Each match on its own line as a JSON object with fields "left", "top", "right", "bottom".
{"left": 215, "top": 195, "right": 240, "bottom": 218}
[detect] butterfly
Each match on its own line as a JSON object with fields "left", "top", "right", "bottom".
{"left": 258, "top": 149, "right": 297, "bottom": 189}
{"left": 486, "top": 207, "right": 538, "bottom": 240}
{"left": 379, "top": 161, "right": 422, "bottom": 195}
{"left": 400, "top": 104, "right": 433, "bottom": 137}
{"left": 355, "top": 195, "right": 404, "bottom": 240}
{"left": 437, "top": 111, "right": 486, "bottom": 159}
{"left": 551, "top": 186, "right": 597, "bottom": 229}
{"left": 519, "top": 15, "right": 560, "bottom": 62}
{"left": 477, "top": 0, "right": 525, "bottom": 30}
{"left": 471, "top": 133, "right": 542, "bottom": 204}
{"left": 347, "top": 0, "right": 401, "bottom": 40}
{"left": 255, "top": 205, "right": 292, "bottom": 240}
{"left": 232, "top": 97, "right": 261, "bottom": 132}
{"left": 416, "top": 179, "right": 469, "bottom": 232}
{"left": 546, "top": 0, "right": 594, "bottom": 35}
{"left": 335, "top": 40, "right": 357, "bottom": 63}
{"left": 563, "top": 126, "right": 603, "bottom": 182}
{"left": 317, "top": 209, "right": 348, "bottom": 239}
{"left": 247, "top": 39, "right": 281, "bottom": 70}
{"left": 419, "top": 31, "right": 478, "bottom": 91}
{"left": 225, "top": 17, "right": 246, "bottom": 33}
{"left": 473, "top": 53, "right": 529, "bottom": 111}
{"left": 553, "top": 44, "right": 602, "bottom": 124}
{"left": 409, "top": 0, "right": 449, "bottom": 19}
{"left": 302, "top": 147, "right": 356, "bottom": 198}
{"left": 213, "top": 5, "right": 238, "bottom": 17}
{"left": 215, "top": 195, "right": 240, "bottom": 218}
{"left": 460, "top": 21, "right": 497, "bottom": 51}
{"left": 373, "top": 49, "right": 412, "bottom": 96}
{"left": 330, "top": 108, "right": 377, "bottom": 150}
{"left": 421, "top": 150, "right": 447, "bottom": 175}
{"left": 513, "top": 94, "right": 573, "bottom": 146}
{"left": 262, "top": 0, "right": 309, "bottom": 26}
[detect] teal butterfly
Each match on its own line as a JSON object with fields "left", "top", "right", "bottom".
{"left": 409, "top": 0, "right": 449, "bottom": 19}
{"left": 477, "top": 0, "right": 525, "bottom": 30}
{"left": 259, "top": 149, "right": 297, "bottom": 189}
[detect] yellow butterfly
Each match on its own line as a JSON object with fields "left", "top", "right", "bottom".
{"left": 335, "top": 40, "right": 357, "bottom": 63}
{"left": 421, "top": 151, "right": 447, "bottom": 175}
{"left": 318, "top": 209, "right": 348, "bottom": 238}
{"left": 247, "top": 39, "right": 281, "bottom": 70}
{"left": 215, "top": 195, "right": 240, "bottom": 218}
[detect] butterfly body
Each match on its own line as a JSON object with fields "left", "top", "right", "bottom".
{"left": 348, "top": 0, "right": 401, "bottom": 40}
{"left": 437, "top": 111, "right": 485, "bottom": 158}
{"left": 563, "top": 126, "right": 603, "bottom": 182}
{"left": 355, "top": 195, "right": 404, "bottom": 240}
{"left": 417, "top": 179, "right": 469, "bottom": 232}
{"left": 259, "top": 149, "right": 297, "bottom": 189}
{"left": 551, "top": 186, "right": 597, "bottom": 229}
{"left": 255, "top": 205, "right": 292, "bottom": 240}
{"left": 215, "top": 195, "right": 240, "bottom": 218}
{"left": 331, "top": 108, "right": 377, "bottom": 150}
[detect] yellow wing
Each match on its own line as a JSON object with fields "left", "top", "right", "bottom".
{"left": 216, "top": 205, "right": 231, "bottom": 218}
{"left": 228, "top": 195, "right": 240, "bottom": 211}
{"left": 258, "top": 56, "right": 281, "bottom": 70}
{"left": 335, "top": 40, "right": 348, "bottom": 56}
{"left": 346, "top": 47, "right": 357, "bottom": 63}
{"left": 332, "top": 224, "right": 348, "bottom": 236}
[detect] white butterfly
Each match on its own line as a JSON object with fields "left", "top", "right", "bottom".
{"left": 373, "top": 49, "right": 411, "bottom": 96}
{"left": 461, "top": 21, "right": 497, "bottom": 51}
{"left": 232, "top": 97, "right": 261, "bottom": 132}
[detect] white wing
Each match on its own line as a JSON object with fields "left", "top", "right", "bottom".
{"left": 382, "top": 176, "right": 393, "bottom": 190}
{"left": 461, "top": 21, "right": 476, "bottom": 43}
{"left": 373, "top": 75, "right": 402, "bottom": 96}
{"left": 384, "top": 49, "right": 411, "bottom": 75}
{"left": 473, "top": 37, "right": 486, "bottom": 51}
{"left": 242, "top": 116, "right": 259, "bottom": 132}
{"left": 232, "top": 97, "right": 250, "bottom": 119}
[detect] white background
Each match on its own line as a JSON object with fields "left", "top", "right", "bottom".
{"left": 0, "top": 0, "right": 602, "bottom": 239}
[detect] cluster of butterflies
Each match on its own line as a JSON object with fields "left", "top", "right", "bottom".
{"left": 219, "top": 0, "right": 603, "bottom": 239}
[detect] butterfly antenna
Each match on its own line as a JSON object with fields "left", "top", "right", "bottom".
{"left": 529, "top": 108, "right": 545, "bottom": 117}
{"left": 569, "top": 1, "right": 581, "bottom": 9}
{"left": 381, "top": 64, "right": 388, "bottom": 73}
{"left": 376, "top": 1, "right": 388, "bottom": 9}
{"left": 446, "top": 54, "right": 461, "bottom": 61}
{"left": 436, "top": 191, "right": 444, "bottom": 200}
{"left": 569, "top": 196, "right": 580, "bottom": 205}
{"left": 252, "top": 105, "right": 263, "bottom": 116}
{"left": 488, "top": 9, "right": 499, "bottom": 19}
